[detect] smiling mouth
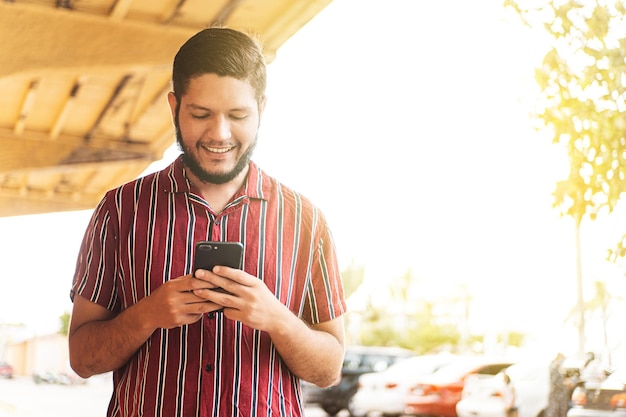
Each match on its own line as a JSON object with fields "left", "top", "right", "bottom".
{"left": 202, "top": 145, "right": 236, "bottom": 154}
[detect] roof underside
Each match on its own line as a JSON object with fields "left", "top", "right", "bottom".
{"left": 0, "top": 0, "right": 331, "bottom": 217}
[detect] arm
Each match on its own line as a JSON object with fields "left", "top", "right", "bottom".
{"left": 267, "top": 313, "right": 344, "bottom": 387}
{"left": 194, "top": 267, "right": 345, "bottom": 387}
{"left": 69, "top": 294, "right": 153, "bottom": 378}
{"left": 69, "top": 274, "right": 223, "bottom": 378}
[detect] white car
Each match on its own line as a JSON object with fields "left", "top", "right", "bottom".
{"left": 348, "top": 353, "right": 458, "bottom": 417}
{"left": 456, "top": 358, "right": 550, "bottom": 417}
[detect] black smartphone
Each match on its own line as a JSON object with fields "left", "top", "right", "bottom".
{"left": 193, "top": 241, "right": 244, "bottom": 293}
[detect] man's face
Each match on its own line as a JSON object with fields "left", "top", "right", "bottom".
{"left": 169, "top": 73, "right": 263, "bottom": 185}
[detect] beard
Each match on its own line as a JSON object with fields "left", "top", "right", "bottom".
{"left": 174, "top": 115, "right": 256, "bottom": 185}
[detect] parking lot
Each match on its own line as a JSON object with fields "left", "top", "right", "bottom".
{"left": 0, "top": 375, "right": 332, "bottom": 417}
{"left": 0, "top": 375, "right": 111, "bottom": 417}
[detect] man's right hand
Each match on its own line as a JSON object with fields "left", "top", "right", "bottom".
{"left": 68, "top": 273, "right": 222, "bottom": 378}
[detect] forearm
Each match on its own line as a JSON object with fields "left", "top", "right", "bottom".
{"left": 69, "top": 302, "right": 156, "bottom": 378}
{"left": 268, "top": 310, "right": 344, "bottom": 388}
{"left": 196, "top": 266, "right": 346, "bottom": 386}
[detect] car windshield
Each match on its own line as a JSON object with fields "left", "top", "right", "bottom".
{"left": 380, "top": 355, "right": 453, "bottom": 378}
{"left": 427, "top": 358, "right": 510, "bottom": 382}
{"left": 427, "top": 358, "right": 486, "bottom": 381}
{"left": 504, "top": 361, "right": 548, "bottom": 382}
{"left": 342, "top": 349, "right": 413, "bottom": 373}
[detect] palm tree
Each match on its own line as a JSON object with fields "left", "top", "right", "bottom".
{"left": 564, "top": 280, "right": 621, "bottom": 367}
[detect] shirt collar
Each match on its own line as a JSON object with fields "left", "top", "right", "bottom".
{"left": 160, "top": 155, "right": 271, "bottom": 202}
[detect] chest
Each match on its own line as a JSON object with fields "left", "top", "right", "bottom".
{"left": 114, "top": 193, "right": 315, "bottom": 311}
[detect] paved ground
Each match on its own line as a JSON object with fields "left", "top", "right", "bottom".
{"left": 0, "top": 375, "right": 333, "bottom": 417}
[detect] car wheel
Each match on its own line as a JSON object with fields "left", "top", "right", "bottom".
{"left": 322, "top": 404, "right": 342, "bottom": 416}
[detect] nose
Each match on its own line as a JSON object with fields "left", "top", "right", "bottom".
{"left": 208, "top": 114, "right": 232, "bottom": 140}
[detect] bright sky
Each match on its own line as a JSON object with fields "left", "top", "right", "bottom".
{"left": 1, "top": 0, "right": 625, "bottom": 356}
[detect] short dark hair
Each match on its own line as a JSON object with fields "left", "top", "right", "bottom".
{"left": 172, "top": 27, "right": 267, "bottom": 106}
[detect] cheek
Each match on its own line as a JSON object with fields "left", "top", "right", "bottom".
{"left": 240, "top": 118, "right": 261, "bottom": 140}
{"left": 240, "top": 126, "right": 257, "bottom": 142}
{"left": 179, "top": 117, "right": 204, "bottom": 140}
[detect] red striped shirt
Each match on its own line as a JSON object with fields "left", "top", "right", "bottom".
{"left": 71, "top": 157, "right": 346, "bottom": 417}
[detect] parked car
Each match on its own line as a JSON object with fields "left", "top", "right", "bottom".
{"left": 348, "top": 353, "right": 458, "bottom": 417}
{"left": 567, "top": 366, "right": 626, "bottom": 417}
{"left": 404, "top": 356, "right": 514, "bottom": 417}
{"left": 302, "top": 345, "right": 415, "bottom": 416}
{"left": 33, "top": 371, "right": 87, "bottom": 385}
{"left": 456, "top": 358, "right": 550, "bottom": 417}
{"left": 0, "top": 361, "right": 14, "bottom": 379}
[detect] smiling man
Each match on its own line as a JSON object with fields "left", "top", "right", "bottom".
{"left": 68, "top": 27, "right": 346, "bottom": 417}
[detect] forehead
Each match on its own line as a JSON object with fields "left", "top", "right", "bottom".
{"left": 183, "top": 73, "right": 257, "bottom": 107}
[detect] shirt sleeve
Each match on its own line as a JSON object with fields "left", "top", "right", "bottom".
{"left": 303, "top": 214, "right": 347, "bottom": 324}
{"left": 70, "top": 192, "right": 120, "bottom": 312}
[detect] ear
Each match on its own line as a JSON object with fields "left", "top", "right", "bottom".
{"left": 258, "top": 95, "right": 267, "bottom": 118}
{"left": 257, "top": 96, "right": 267, "bottom": 129}
{"left": 167, "top": 91, "right": 178, "bottom": 121}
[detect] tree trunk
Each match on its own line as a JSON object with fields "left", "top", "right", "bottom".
{"left": 575, "top": 215, "right": 585, "bottom": 357}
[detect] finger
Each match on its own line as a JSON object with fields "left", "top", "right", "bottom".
{"left": 192, "top": 269, "right": 223, "bottom": 288}
{"left": 193, "top": 287, "right": 236, "bottom": 308}
{"left": 194, "top": 268, "right": 234, "bottom": 292}
{"left": 192, "top": 287, "right": 230, "bottom": 300}
{"left": 185, "top": 299, "right": 224, "bottom": 315}
{"left": 186, "top": 272, "right": 220, "bottom": 291}
{"left": 212, "top": 266, "right": 252, "bottom": 286}
{"left": 182, "top": 290, "right": 209, "bottom": 304}
{"left": 193, "top": 269, "right": 210, "bottom": 280}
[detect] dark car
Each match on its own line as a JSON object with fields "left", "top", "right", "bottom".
{"left": 567, "top": 367, "right": 625, "bottom": 417}
{"left": 0, "top": 362, "right": 14, "bottom": 379}
{"left": 302, "top": 345, "right": 416, "bottom": 416}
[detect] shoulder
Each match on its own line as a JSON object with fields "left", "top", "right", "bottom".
{"left": 97, "top": 159, "right": 183, "bottom": 216}
{"left": 251, "top": 162, "right": 333, "bottom": 227}
{"left": 259, "top": 165, "right": 324, "bottom": 212}
{"left": 106, "top": 158, "right": 183, "bottom": 197}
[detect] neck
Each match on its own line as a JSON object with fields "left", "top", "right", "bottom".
{"left": 187, "top": 165, "right": 249, "bottom": 213}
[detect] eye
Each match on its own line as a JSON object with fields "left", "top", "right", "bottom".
{"left": 230, "top": 113, "right": 248, "bottom": 121}
{"left": 191, "top": 113, "right": 210, "bottom": 120}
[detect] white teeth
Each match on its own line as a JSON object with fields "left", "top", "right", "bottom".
{"left": 202, "top": 145, "right": 233, "bottom": 153}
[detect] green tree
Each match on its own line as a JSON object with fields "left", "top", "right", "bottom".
{"left": 403, "top": 301, "right": 461, "bottom": 354}
{"left": 504, "top": 0, "right": 626, "bottom": 356}
{"left": 59, "top": 311, "right": 70, "bottom": 336}
{"left": 565, "top": 280, "right": 621, "bottom": 366}
{"left": 341, "top": 260, "right": 365, "bottom": 300}
{"left": 357, "top": 296, "right": 461, "bottom": 353}
{"left": 507, "top": 331, "right": 525, "bottom": 348}
{"left": 358, "top": 298, "right": 403, "bottom": 347}
{"left": 355, "top": 269, "right": 466, "bottom": 353}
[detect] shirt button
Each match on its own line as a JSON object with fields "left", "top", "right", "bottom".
{"left": 214, "top": 220, "right": 220, "bottom": 226}
{"left": 205, "top": 364, "right": 213, "bottom": 372}
{"left": 207, "top": 312, "right": 215, "bottom": 319}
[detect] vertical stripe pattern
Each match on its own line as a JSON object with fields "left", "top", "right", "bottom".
{"left": 71, "top": 157, "right": 346, "bottom": 417}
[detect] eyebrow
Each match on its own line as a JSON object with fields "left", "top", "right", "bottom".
{"left": 186, "top": 103, "right": 253, "bottom": 112}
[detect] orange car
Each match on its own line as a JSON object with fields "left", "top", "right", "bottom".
{"left": 404, "top": 356, "right": 514, "bottom": 417}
